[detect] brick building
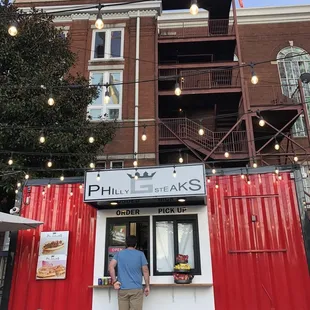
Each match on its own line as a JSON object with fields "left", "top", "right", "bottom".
{"left": 14, "top": 0, "right": 310, "bottom": 170}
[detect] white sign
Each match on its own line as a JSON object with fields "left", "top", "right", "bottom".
{"left": 84, "top": 164, "right": 206, "bottom": 202}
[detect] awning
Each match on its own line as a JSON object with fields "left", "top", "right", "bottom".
{"left": 0, "top": 212, "right": 43, "bottom": 231}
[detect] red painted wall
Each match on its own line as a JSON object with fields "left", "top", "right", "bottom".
{"left": 8, "top": 183, "right": 96, "bottom": 310}
{"left": 208, "top": 172, "right": 310, "bottom": 310}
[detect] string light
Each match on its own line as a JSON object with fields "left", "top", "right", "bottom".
{"left": 215, "top": 184, "right": 219, "bottom": 189}
{"left": 8, "top": 22, "right": 18, "bottom": 36}
{"left": 224, "top": 150, "right": 230, "bottom": 158}
{"left": 198, "top": 121, "right": 204, "bottom": 136}
{"left": 8, "top": 155, "right": 13, "bottom": 166}
{"left": 212, "top": 167, "right": 216, "bottom": 174}
{"left": 89, "top": 135, "right": 95, "bottom": 143}
{"left": 207, "top": 177, "right": 211, "bottom": 183}
{"left": 293, "top": 155, "right": 298, "bottom": 162}
{"left": 17, "top": 182, "right": 21, "bottom": 188}
{"left": 173, "top": 166, "right": 177, "bottom": 178}
{"left": 79, "top": 184, "right": 83, "bottom": 189}
{"left": 15, "top": 189, "right": 18, "bottom": 194}
{"left": 250, "top": 63, "right": 258, "bottom": 85}
{"left": 174, "top": 82, "right": 181, "bottom": 96}
{"left": 25, "top": 173, "right": 29, "bottom": 180}
{"left": 47, "top": 182, "right": 51, "bottom": 189}
{"left": 257, "top": 111, "right": 265, "bottom": 127}
{"left": 70, "top": 189, "right": 73, "bottom": 196}
{"left": 278, "top": 174, "right": 282, "bottom": 180}
{"left": 189, "top": 0, "right": 199, "bottom": 15}
{"left": 241, "top": 171, "right": 245, "bottom": 179}
{"left": 90, "top": 162, "right": 95, "bottom": 169}
{"left": 141, "top": 125, "right": 147, "bottom": 141}
{"left": 104, "top": 85, "right": 110, "bottom": 104}
{"left": 178, "top": 151, "right": 183, "bottom": 164}
{"left": 96, "top": 172, "right": 100, "bottom": 181}
{"left": 275, "top": 167, "right": 279, "bottom": 174}
{"left": 253, "top": 161, "right": 258, "bottom": 168}
{"left": 95, "top": 4, "right": 104, "bottom": 29}
{"left": 60, "top": 174, "right": 65, "bottom": 181}
{"left": 39, "top": 132, "right": 46, "bottom": 144}
{"left": 274, "top": 140, "right": 280, "bottom": 150}
{"left": 247, "top": 179, "right": 251, "bottom": 185}
{"left": 47, "top": 158, "right": 53, "bottom": 168}
{"left": 134, "top": 169, "right": 139, "bottom": 180}
{"left": 133, "top": 153, "right": 138, "bottom": 167}
{"left": 42, "top": 187, "right": 46, "bottom": 195}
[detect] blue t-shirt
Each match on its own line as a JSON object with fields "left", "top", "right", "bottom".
{"left": 114, "top": 249, "right": 148, "bottom": 290}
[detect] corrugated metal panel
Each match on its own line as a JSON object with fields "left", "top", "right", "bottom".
{"left": 208, "top": 173, "right": 310, "bottom": 310}
{"left": 8, "top": 183, "right": 96, "bottom": 310}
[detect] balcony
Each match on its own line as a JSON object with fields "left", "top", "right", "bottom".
{"left": 159, "top": 67, "right": 241, "bottom": 95}
{"left": 158, "top": 19, "right": 235, "bottom": 42}
{"left": 159, "top": 118, "right": 248, "bottom": 158}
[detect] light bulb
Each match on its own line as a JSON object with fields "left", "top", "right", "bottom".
{"left": 96, "top": 173, "right": 100, "bottom": 181}
{"left": 8, "top": 158, "right": 13, "bottom": 165}
{"left": 133, "top": 160, "right": 138, "bottom": 167}
{"left": 215, "top": 184, "right": 219, "bottom": 189}
{"left": 134, "top": 173, "right": 139, "bottom": 180}
{"left": 8, "top": 24, "right": 18, "bottom": 36}
{"left": 141, "top": 133, "right": 147, "bottom": 141}
{"left": 25, "top": 174, "right": 29, "bottom": 180}
{"left": 60, "top": 175, "right": 64, "bottom": 181}
{"left": 48, "top": 97, "right": 55, "bottom": 106}
{"left": 47, "top": 160, "right": 53, "bottom": 168}
{"left": 253, "top": 162, "right": 258, "bottom": 168}
{"left": 259, "top": 118, "right": 265, "bottom": 127}
{"left": 42, "top": 189, "right": 46, "bottom": 195}
{"left": 224, "top": 151, "right": 230, "bottom": 158}
{"left": 278, "top": 175, "right": 282, "bottom": 180}
{"left": 39, "top": 135, "right": 45, "bottom": 143}
{"left": 179, "top": 157, "right": 184, "bottom": 164}
{"left": 173, "top": 170, "right": 177, "bottom": 178}
{"left": 294, "top": 156, "right": 298, "bottom": 162}
{"left": 241, "top": 174, "right": 245, "bottom": 179}
{"left": 175, "top": 82, "right": 181, "bottom": 96}
{"left": 47, "top": 183, "right": 51, "bottom": 188}
{"left": 198, "top": 128, "right": 204, "bottom": 136}
{"left": 274, "top": 142, "right": 280, "bottom": 150}
{"left": 190, "top": 1, "right": 199, "bottom": 15}
{"left": 251, "top": 74, "right": 259, "bottom": 85}
{"left": 89, "top": 136, "right": 95, "bottom": 143}
{"left": 70, "top": 191, "right": 73, "bottom": 196}
{"left": 207, "top": 178, "right": 211, "bottom": 183}
{"left": 15, "top": 189, "right": 18, "bottom": 194}
{"left": 104, "top": 90, "right": 110, "bottom": 104}
{"left": 95, "top": 17, "right": 104, "bottom": 30}
{"left": 90, "top": 162, "right": 95, "bottom": 169}
{"left": 17, "top": 182, "right": 21, "bottom": 188}
{"left": 275, "top": 168, "right": 279, "bottom": 175}
{"left": 247, "top": 180, "right": 251, "bottom": 185}
{"left": 212, "top": 168, "right": 216, "bottom": 174}
{"left": 79, "top": 184, "right": 83, "bottom": 189}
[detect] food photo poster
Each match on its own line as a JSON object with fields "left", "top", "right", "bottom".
{"left": 36, "top": 231, "right": 69, "bottom": 280}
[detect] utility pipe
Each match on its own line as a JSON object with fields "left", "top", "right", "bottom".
{"left": 134, "top": 11, "right": 140, "bottom": 156}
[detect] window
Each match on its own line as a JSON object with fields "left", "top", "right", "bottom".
{"left": 92, "top": 29, "right": 124, "bottom": 60}
{"left": 97, "top": 161, "right": 106, "bottom": 169}
{"left": 110, "top": 161, "right": 124, "bottom": 169}
{"left": 277, "top": 46, "right": 310, "bottom": 137}
{"left": 88, "top": 71, "right": 122, "bottom": 121}
{"left": 153, "top": 215, "right": 201, "bottom": 275}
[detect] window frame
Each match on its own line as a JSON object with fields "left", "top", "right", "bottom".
{"left": 110, "top": 161, "right": 124, "bottom": 169}
{"left": 91, "top": 28, "right": 124, "bottom": 61}
{"left": 88, "top": 70, "right": 123, "bottom": 121}
{"left": 153, "top": 214, "right": 201, "bottom": 276}
{"left": 104, "top": 216, "right": 150, "bottom": 277}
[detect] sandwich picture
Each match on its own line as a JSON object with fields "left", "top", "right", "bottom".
{"left": 42, "top": 240, "right": 65, "bottom": 254}
{"left": 36, "top": 265, "right": 66, "bottom": 279}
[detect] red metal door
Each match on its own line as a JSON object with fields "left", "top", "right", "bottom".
{"left": 208, "top": 173, "right": 310, "bottom": 310}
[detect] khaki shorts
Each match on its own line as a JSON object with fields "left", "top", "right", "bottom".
{"left": 118, "top": 289, "right": 144, "bottom": 310}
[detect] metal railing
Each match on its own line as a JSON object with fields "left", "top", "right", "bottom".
{"left": 0, "top": 253, "right": 8, "bottom": 306}
{"left": 159, "top": 68, "right": 241, "bottom": 90}
{"left": 158, "top": 19, "right": 235, "bottom": 39}
{"left": 159, "top": 118, "right": 247, "bottom": 153}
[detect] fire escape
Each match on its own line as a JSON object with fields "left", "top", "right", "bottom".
{"left": 158, "top": 0, "right": 247, "bottom": 166}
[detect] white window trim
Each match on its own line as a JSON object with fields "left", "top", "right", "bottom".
{"left": 91, "top": 28, "right": 124, "bottom": 61}
{"left": 56, "top": 26, "right": 70, "bottom": 38}
{"left": 110, "top": 160, "right": 124, "bottom": 169}
{"left": 88, "top": 70, "right": 123, "bottom": 122}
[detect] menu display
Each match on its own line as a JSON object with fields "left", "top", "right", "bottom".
{"left": 36, "top": 231, "right": 69, "bottom": 280}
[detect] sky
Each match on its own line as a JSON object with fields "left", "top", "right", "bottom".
{"left": 238, "top": 0, "right": 308, "bottom": 8}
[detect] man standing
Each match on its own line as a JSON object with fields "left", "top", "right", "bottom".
{"left": 108, "top": 235, "right": 150, "bottom": 310}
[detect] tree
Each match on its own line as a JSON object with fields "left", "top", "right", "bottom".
{"left": 0, "top": 2, "right": 116, "bottom": 212}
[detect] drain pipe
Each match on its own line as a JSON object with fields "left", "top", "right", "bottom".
{"left": 134, "top": 11, "right": 140, "bottom": 156}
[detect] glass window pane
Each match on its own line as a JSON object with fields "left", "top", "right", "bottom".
{"left": 109, "top": 73, "right": 121, "bottom": 105}
{"left": 108, "top": 108, "right": 119, "bottom": 120}
{"left": 89, "top": 109, "right": 102, "bottom": 121}
{"left": 178, "top": 223, "right": 195, "bottom": 268}
{"left": 94, "top": 32, "right": 106, "bottom": 58}
{"left": 91, "top": 73, "right": 103, "bottom": 105}
{"left": 156, "top": 221, "right": 174, "bottom": 272}
{"left": 111, "top": 31, "right": 121, "bottom": 57}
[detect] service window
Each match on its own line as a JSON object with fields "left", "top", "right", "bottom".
{"left": 104, "top": 217, "right": 149, "bottom": 276}
{"left": 153, "top": 215, "right": 201, "bottom": 276}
